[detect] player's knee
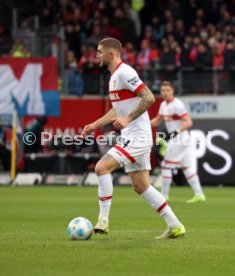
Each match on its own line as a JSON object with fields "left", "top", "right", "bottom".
{"left": 95, "top": 161, "right": 109, "bottom": 176}
{"left": 132, "top": 183, "right": 149, "bottom": 194}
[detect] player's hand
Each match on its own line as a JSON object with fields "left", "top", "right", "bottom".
{"left": 165, "top": 129, "right": 180, "bottom": 141}
{"left": 80, "top": 123, "right": 96, "bottom": 139}
{"left": 112, "top": 117, "right": 131, "bottom": 130}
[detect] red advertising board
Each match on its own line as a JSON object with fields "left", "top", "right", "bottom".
{"left": 35, "top": 97, "right": 162, "bottom": 135}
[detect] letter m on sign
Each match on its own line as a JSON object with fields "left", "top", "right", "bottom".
{"left": 0, "top": 57, "right": 60, "bottom": 116}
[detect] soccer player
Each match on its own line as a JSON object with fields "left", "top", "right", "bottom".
{"left": 151, "top": 81, "right": 206, "bottom": 203}
{"left": 81, "top": 38, "right": 185, "bottom": 239}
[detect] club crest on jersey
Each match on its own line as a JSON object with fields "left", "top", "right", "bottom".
{"left": 113, "top": 79, "right": 117, "bottom": 89}
{"left": 109, "top": 92, "right": 120, "bottom": 101}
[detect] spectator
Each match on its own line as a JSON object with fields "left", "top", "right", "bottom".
{"left": 163, "top": 9, "right": 174, "bottom": 24}
{"left": 195, "top": 44, "right": 212, "bottom": 68}
{"left": 67, "top": 67, "right": 84, "bottom": 97}
{"left": 86, "top": 24, "right": 104, "bottom": 47}
{"left": 159, "top": 45, "right": 176, "bottom": 70}
{"left": 123, "top": 1, "right": 141, "bottom": 38}
{"left": 15, "top": 19, "right": 33, "bottom": 48}
{"left": 143, "top": 26, "right": 155, "bottom": 44}
{"left": 175, "top": 19, "right": 185, "bottom": 44}
{"left": 40, "top": 7, "right": 53, "bottom": 27}
{"left": 165, "top": 22, "right": 174, "bottom": 37}
{"left": 65, "top": 24, "right": 80, "bottom": 55}
{"left": 136, "top": 39, "right": 158, "bottom": 70}
{"left": 10, "top": 38, "right": 31, "bottom": 57}
{"left": 219, "top": 10, "right": 232, "bottom": 28}
{"left": 181, "top": 36, "right": 193, "bottom": 67}
{"left": 174, "top": 45, "right": 182, "bottom": 68}
{"left": 189, "top": 36, "right": 201, "bottom": 64}
{"left": 151, "top": 15, "right": 165, "bottom": 42}
{"left": 224, "top": 43, "right": 235, "bottom": 69}
{"left": 101, "top": 16, "right": 121, "bottom": 40}
{"left": 167, "top": 0, "right": 183, "bottom": 21}
{"left": 122, "top": 42, "right": 136, "bottom": 67}
{"left": 65, "top": 50, "right": 84, "bottom": 96}
{"left": 78, "top": 44, "right": 99, "bottom": 72}
{"left": 112, "top": 7, "right": 136, "bottom": 44}
{"left": 213, "top": 45, "right": 224, "bottom": 69}
{"left": 83, "top": 0, "right": 98, "bottom": 20}
{"left": 73, "top": 23, "right": 87, "bottom": 59}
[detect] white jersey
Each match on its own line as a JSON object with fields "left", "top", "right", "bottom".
{"left": 109, "top": 62, "right": 152, "bottom": 146}
{"left": 159, "top": 97, "right": 190, "bottom": 140}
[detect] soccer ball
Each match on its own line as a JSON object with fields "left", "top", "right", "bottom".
{"left": 67, "top": 217, "right": 93, "bottom": 240}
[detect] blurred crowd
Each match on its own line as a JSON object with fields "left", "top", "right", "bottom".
{"left": 0, "top": 0, "right": 235, "bottom": 96}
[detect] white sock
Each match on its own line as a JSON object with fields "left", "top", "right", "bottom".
{"left": 161, "top": 168, "right": 172, "bottom": 198}
{"left": 183, "top": 167, "right": 204, "bottom": 196}
{"left": 141, "top": 185, "right": 181, "bottom": 228}
{"left": 98, "top": 174, "right": 113, "bottom": 223}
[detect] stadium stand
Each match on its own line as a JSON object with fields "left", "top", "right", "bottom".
{"left": 0, "top": 0, "right": 235, "bottom": 94}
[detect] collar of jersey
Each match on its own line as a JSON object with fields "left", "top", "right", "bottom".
{"left": 166, "top": 97, "right": 174, "bottom": 104}
{"left": 111, "top": 61, "right": 123, "bottom": 75}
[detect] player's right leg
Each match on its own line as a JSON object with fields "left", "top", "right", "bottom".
{"left": 94, "top": 153, "right": 121, "bottom": 234}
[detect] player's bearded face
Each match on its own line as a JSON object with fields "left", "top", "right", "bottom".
{"left": 97, "top": 46, "right": 110, "bottom": 68}
{"left": 99, "top": 54, "right": 110, "bottom": 68}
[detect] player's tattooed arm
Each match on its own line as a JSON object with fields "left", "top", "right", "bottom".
{"left": 112, "top": 86, "right": 155, "bottom": 130}
{"left": 127, "top": 86, "right": 155, "bottom": 122}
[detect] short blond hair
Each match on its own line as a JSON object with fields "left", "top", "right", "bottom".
{"left": 99, "top": 37, "right": 122, "bottom": 54}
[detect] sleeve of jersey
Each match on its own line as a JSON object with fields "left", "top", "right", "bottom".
{"left": 174, "top": 101, "right": 188, "bottom": 118}
{"left": 120, "top": 70, "right": 145, "bottom": 95}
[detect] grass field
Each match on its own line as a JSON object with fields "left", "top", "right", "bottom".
{"left": 0, "top": 186, "right": 235, "bottom": 276}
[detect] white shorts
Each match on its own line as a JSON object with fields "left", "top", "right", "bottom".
{"left": 107, "top": 138, "right": 152, "bottom": 173}
{"left": 161, "top": 141, "right": 193, "bottom": 169}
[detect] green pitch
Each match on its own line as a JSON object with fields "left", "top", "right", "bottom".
{"left": 0, "top": 186, "right": 235, "bottom": 276}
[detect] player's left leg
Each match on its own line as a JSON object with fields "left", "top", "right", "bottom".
{"left": 129, "top": 170, "right": 185, "bottom": 239}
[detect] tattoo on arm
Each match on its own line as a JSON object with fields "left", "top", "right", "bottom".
{"left": 128, "top": 86, "right": 155, "bottom": 122}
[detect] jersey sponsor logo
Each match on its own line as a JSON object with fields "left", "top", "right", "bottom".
{"left": 109, "top": 92, "right": 120, "bottom": 101}
{"left": 127, "top": 76, "right": 139, "bottom": 86}
{"left": 109, "top": 89, "right": 137, "bottom": 102}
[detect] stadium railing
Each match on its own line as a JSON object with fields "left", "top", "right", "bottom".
{"left": 1, "top": 29, "right": 235, "bottom": 96}
{"left": 69, "top": 67, "right": 235, "bottom": 96}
